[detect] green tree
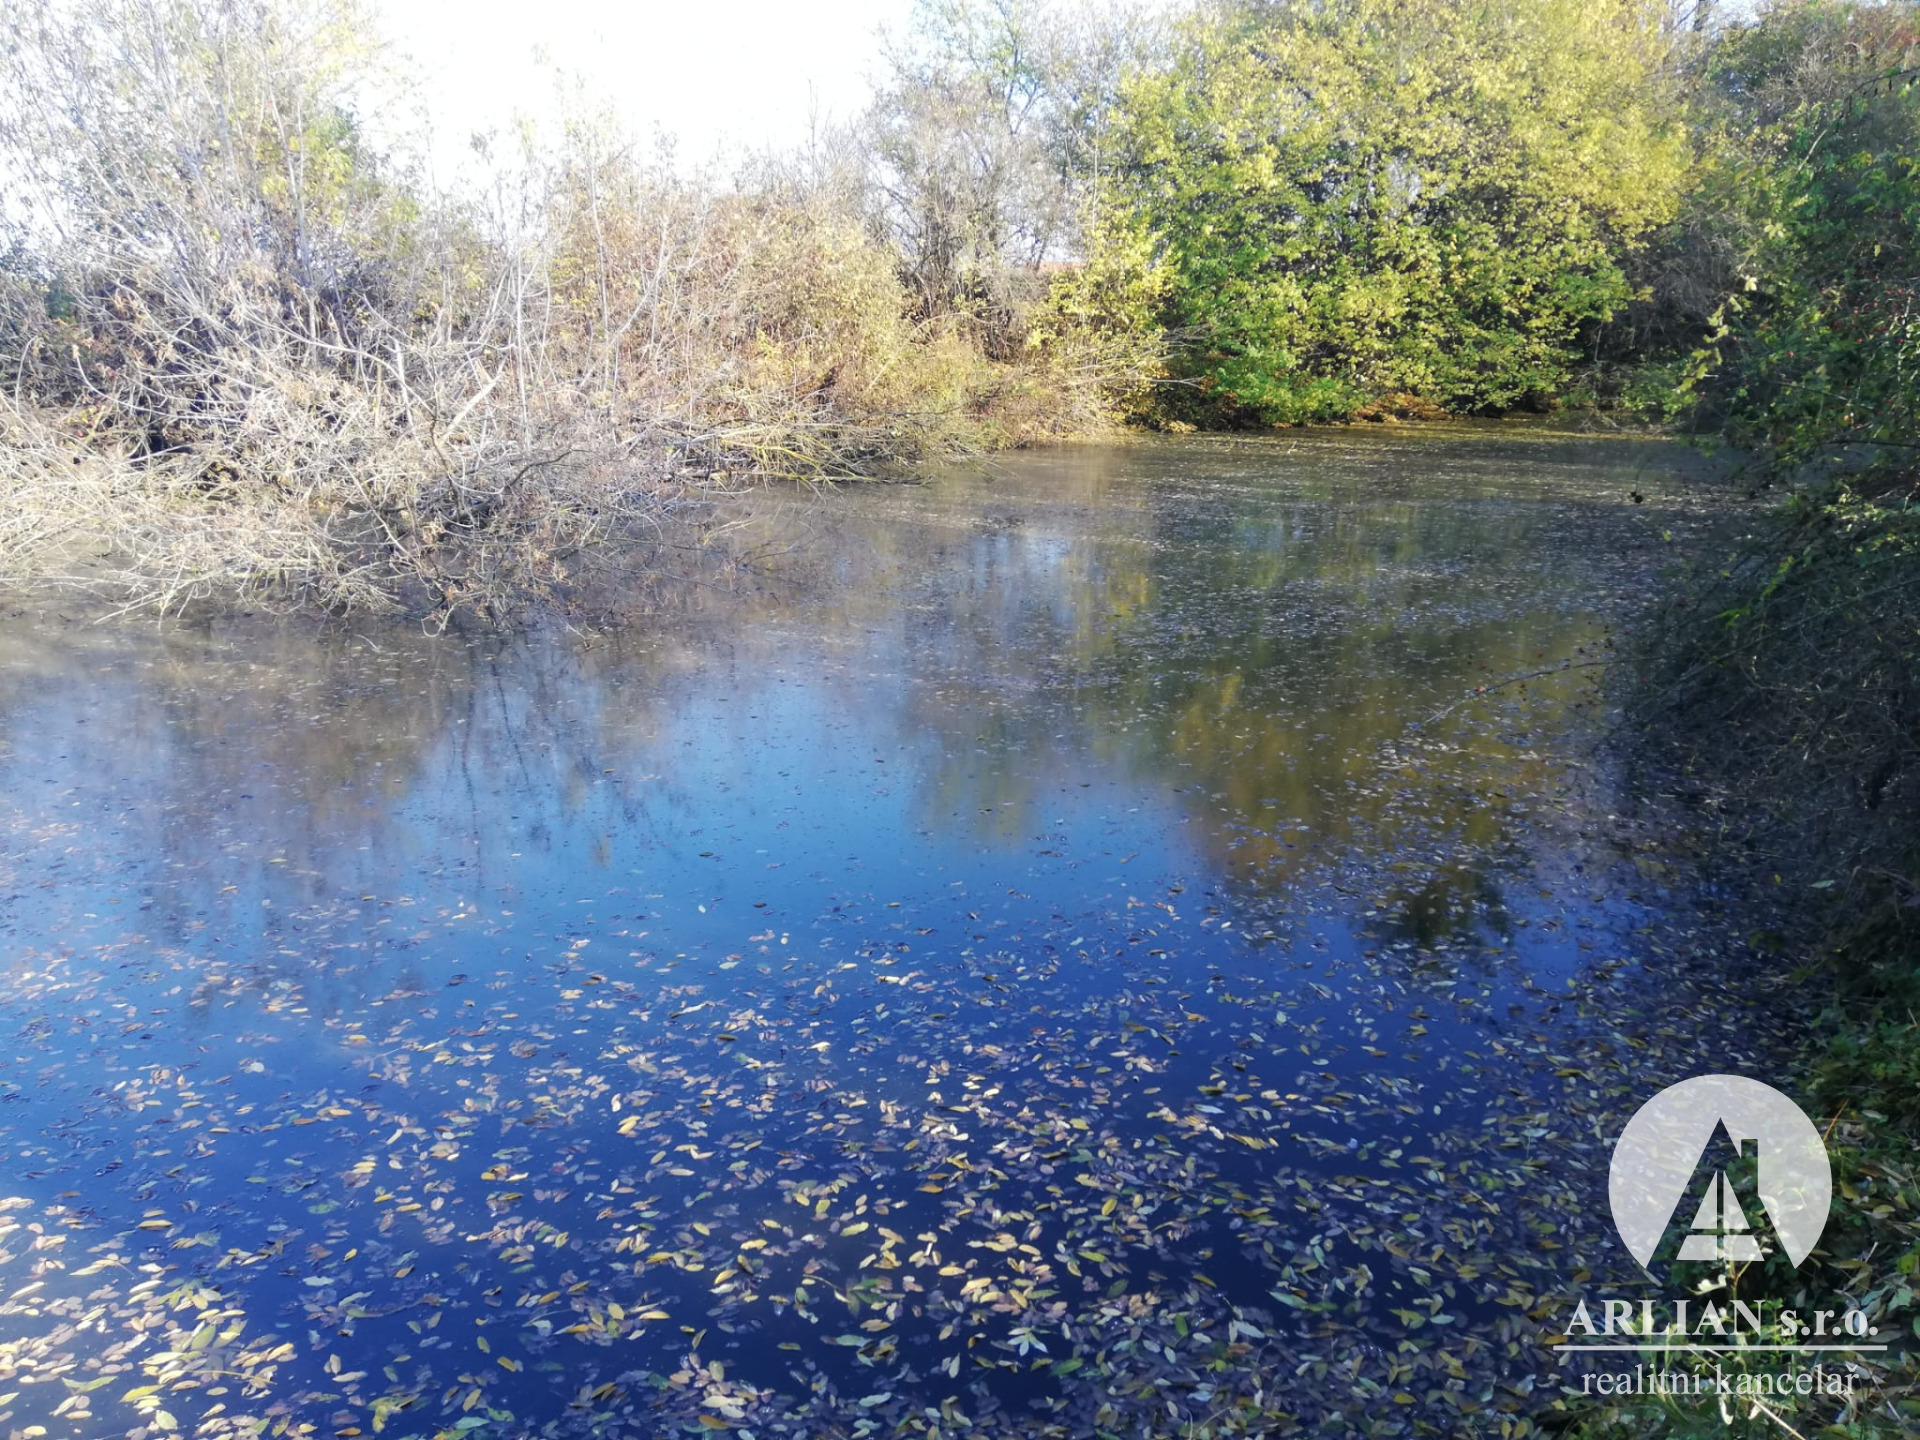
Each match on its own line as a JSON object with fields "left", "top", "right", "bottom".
{"left": 1110, "top": 0, "right": 1691, "bottom": 424}
{"left": 1649, "top": 1, "right": 1920, "bottom": 1018}
{"left": 1680, "top": 1, "right": 1919, "bottom": 474}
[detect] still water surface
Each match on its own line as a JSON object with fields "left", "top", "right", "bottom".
{"left": 0, "top": 429, "right": 1781, "bottom": 1438}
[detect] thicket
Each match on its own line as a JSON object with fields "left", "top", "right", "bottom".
{"left": 1108, "top": 0, "right": 1692, "bottom": 425}
{"left": 1648, "top": 0, "right": 1918, "bottom": 1110}
{"left": 0, "top": 0, "right": 1159, "bottom": 622}
{"left": 1575, "top": 4, "right": 1920, "bottom": 1435}
{"left": 4, "top": 0, "right": 1915, "bottom": 625}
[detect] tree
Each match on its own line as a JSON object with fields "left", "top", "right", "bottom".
{"left": 1678, "top": 0, "right": 1920, "bottom": 473}
{"left": 862, "top": 0, "right": 1173, "bottom": 355}
{"left": 1109, "top": 0, "right": 1692, "bottom": 423}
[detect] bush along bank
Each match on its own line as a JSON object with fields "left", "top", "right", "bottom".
{"left": 0, "top": 0, "right": 1161, "bottom": 624}
{"left": 1567, "top": 4, "right": 1919, "bottom": 1434}
{"left": 4, "top": 0, "right": 1910, "bottom": 629}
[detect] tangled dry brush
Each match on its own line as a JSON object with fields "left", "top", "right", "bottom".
{"left": 0, "top": 0, "right": 1156, "bottom": 622}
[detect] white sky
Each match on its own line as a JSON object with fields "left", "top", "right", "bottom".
{"left": 375, "top": 0, "right": 919, "bottom": 173}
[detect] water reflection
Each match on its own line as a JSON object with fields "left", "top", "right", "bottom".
{"left": 0, "top": 426, "right": 1758, "bottom": 1438}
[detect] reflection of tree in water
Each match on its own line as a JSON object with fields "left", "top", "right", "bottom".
{"left": 741, "top": 433, "right": 1669, "bottom": 925}
{"left": 0, "top": 428, "right": 1741, "bottom": 1440}
{"left": 2, "top": 620, "right": 460, "bottom": 860}
{"left": 1373, "top": 861, "right": 1514, "bottom": 950}
{"left": 0, "top": 424, "right": 1699, "bottom": 995}
{"left": 0, "top": 622, "right": 707, "bottom": 1010}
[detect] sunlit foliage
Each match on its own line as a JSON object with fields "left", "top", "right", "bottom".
{"left": 1107, "top": 0, "right": 1691, "bottom": 424}
{"left": 1605, "top": 9, "right": 1920, "bottom": 1434}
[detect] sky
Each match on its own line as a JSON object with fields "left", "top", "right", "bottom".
{"left": 374, "top": 0, "right": 920, "bottom": 174}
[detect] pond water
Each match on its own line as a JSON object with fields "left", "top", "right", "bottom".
{"left": 0, "top": 427, "right": 1790, "bottom": 1439}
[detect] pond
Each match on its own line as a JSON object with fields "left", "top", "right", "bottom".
{"left": 0, "top": 427, "right": 1792, "bottom": 1439}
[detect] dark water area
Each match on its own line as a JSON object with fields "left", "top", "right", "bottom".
{"left": 0, "top": 427, "right": 1794, "bottom": 1438}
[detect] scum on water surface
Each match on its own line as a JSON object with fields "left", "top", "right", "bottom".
{"left": 0, "top": 428, "right": 1807, "bottom": 1438}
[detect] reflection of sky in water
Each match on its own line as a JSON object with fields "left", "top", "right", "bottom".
{"left": 0, "top": 427, "right": 1762, "bottom": 1437}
